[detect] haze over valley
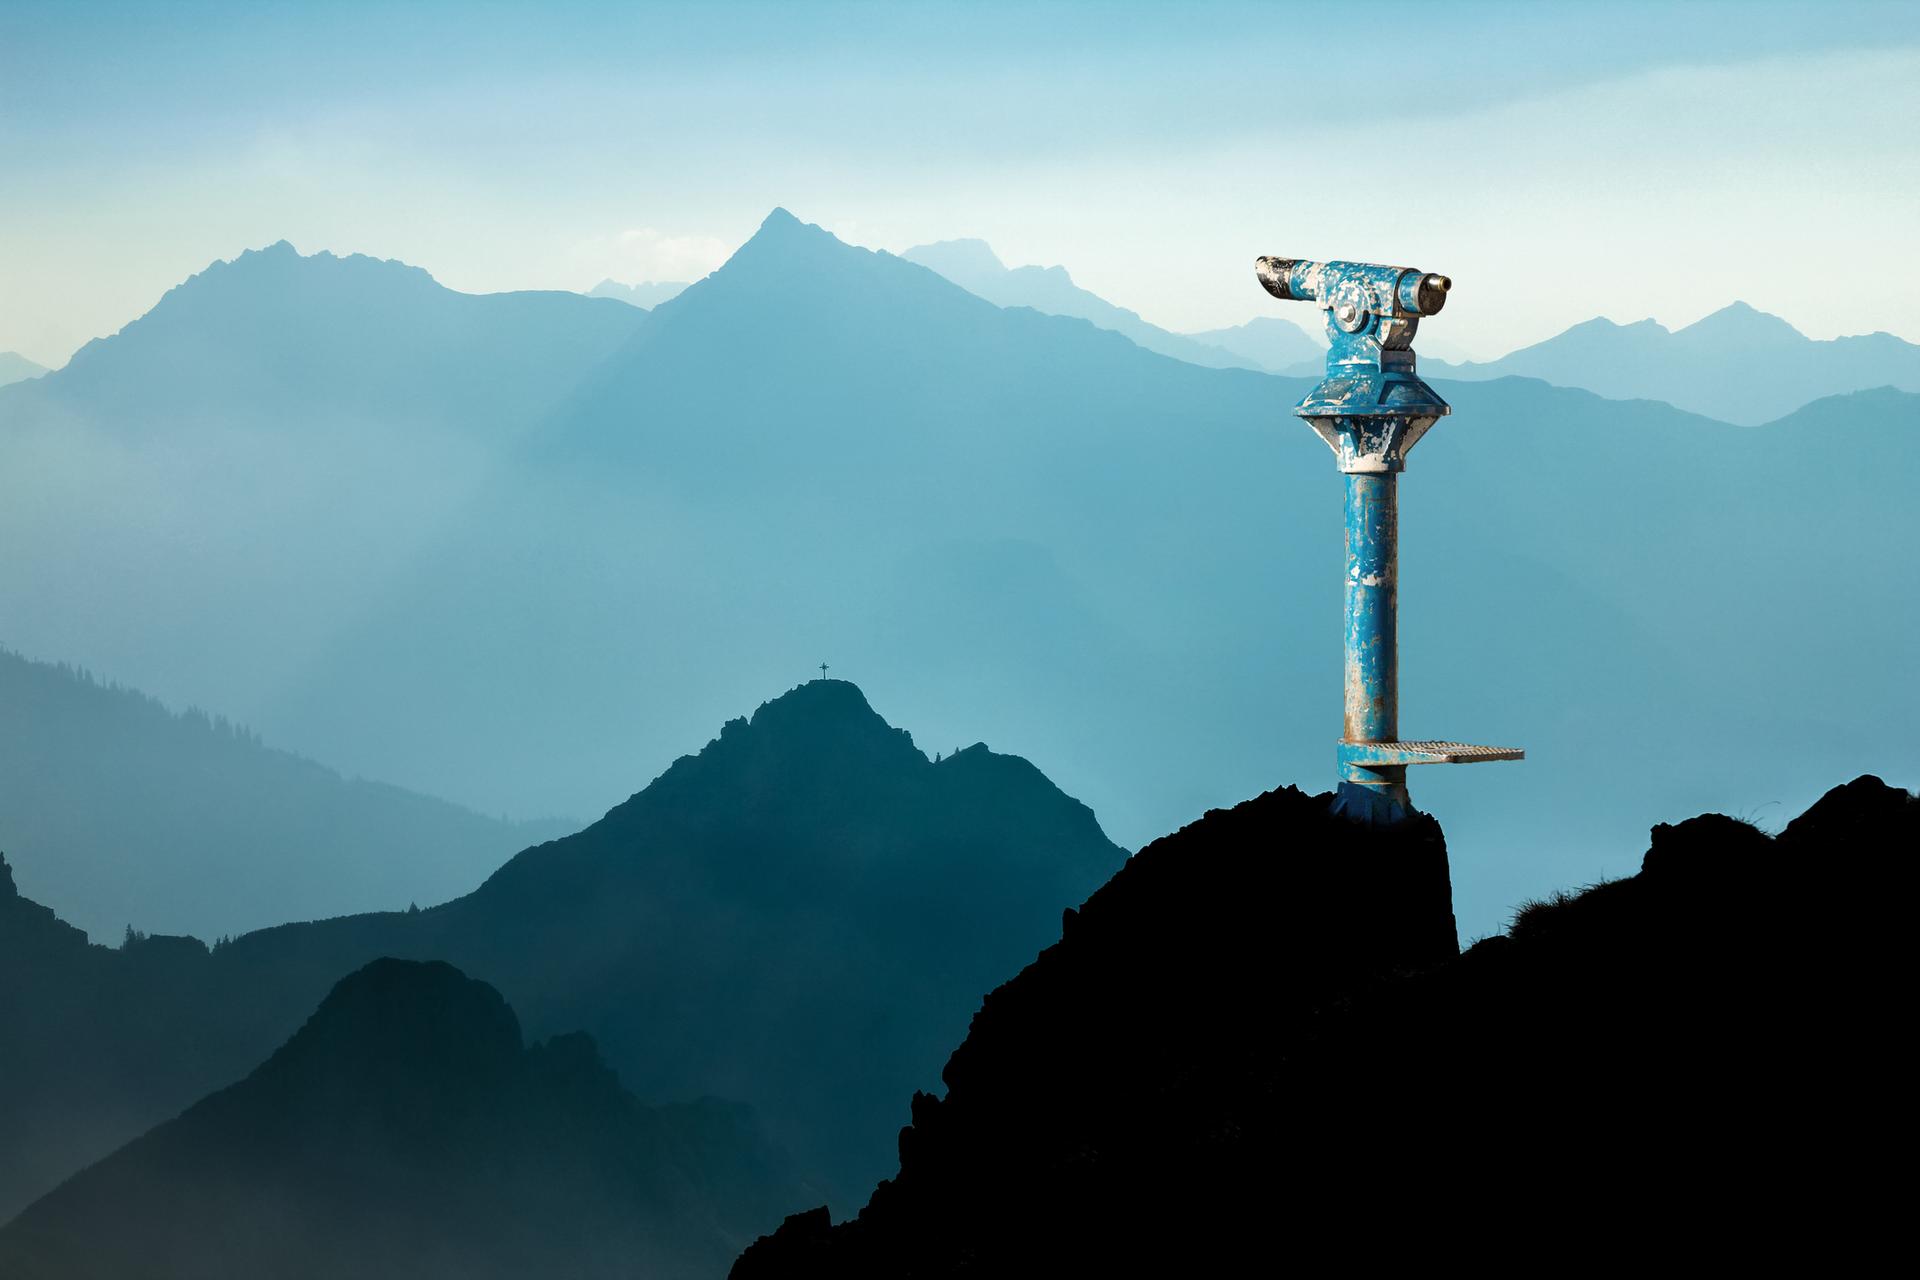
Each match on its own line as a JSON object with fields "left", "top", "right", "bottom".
{"left": 3, "top": 212, "right": 1911, "bottom": 948}
{"left": 4, "top": 4, "right": 1916, "bottom": 1273}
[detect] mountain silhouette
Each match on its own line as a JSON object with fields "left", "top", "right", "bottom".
{"left": 733, "top": 774, "right": 1915, "bottom": 1275}
{"left": 0, "top": 958, "right": 809, "bottom": 1279}
{"left": 0, "top": 351, "right": 46, "bottom": 387}
{"left": 31, "top": 240, "right": 646, "bottom": 432}
{"left": 0, "top": 238, "right": 648, "bottom": 811}
{"left": 901, "top": 236, "right": 1268, "bottom": 370}
{"left": 1427, "top": 300, "right": 1920, "bottom": 423}
{"left": 0, "top": 679, "right": 1124, "bottom": 1220}
{"left": 1, "top": 208, "right": 1913, "bottom": 953}
{"left": 588, "top": 278, "right": 692, "bottom": 308}
{"left": 0, "top": 845, "right": 229, "bottom": 1220}
{"left": 1182, "top": 314, "right": 1326, "bottom": 372}
{"left": 0, "top": 647, "right": 569, "bottom": 942}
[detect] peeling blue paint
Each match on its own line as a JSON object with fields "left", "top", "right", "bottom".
{"left": 1255, "top": 257, "right": 1522, "bottom": 821}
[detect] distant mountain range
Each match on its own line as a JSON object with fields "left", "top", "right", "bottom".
{"left": 588, "top": 278, "right": 692, "bottom": 309}
{"left": 0, "top": 958, "right": 808, "bottom": 1280}
{"left": 0, "top": 211, "right": 1913, "bottom": 953}
{"left": 736, "top": 774, "right": 1916, "bottom": 1274}
{"left": 0, "top": 680, "right": 1123, "bottom": 1224}
{"left": 0, "top": 239, "right": 646, "bottom": 823}
{"left": 37, "top": 241, "right": 646, "bottom": 431}
{"left": 900, "top": 237, "right": 1300, "bottom": 371}
{"left": 0, "top": 648, "right": 568, "bottom": 942}
{"left": 898, "top": 237, "right": 1917, "bottom": 421}
{"left": 3, "top": 216, "right": 1915, "bottom": 1270}
{"left": 1181, "top": 314, "right": 1325, "bottom": 373}
{"left": 1425, "top": 300, "right": 1920, "bottom": 424}
{"left": 0, "top": 352, "right": 46, "bottom": 387}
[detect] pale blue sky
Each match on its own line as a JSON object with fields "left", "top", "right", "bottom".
{"left": 3, "top": 0, "right": 1917, "bottom": 365}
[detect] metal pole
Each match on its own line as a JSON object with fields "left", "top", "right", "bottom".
{"left": 1341, "top": 471, "right": 1408, "bottom": 809}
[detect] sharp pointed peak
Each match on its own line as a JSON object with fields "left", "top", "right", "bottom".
{"left": 746, "top": 207, "right": 834, "bottom": 245}
{"left": 682, "top": 207, "right": 940, "bottom": 306}
{"left": 1680, "top": 301, "right": 1804, "bottom": 339}
{"left": 721, "top": 207, "right": 854, "bottom": 266}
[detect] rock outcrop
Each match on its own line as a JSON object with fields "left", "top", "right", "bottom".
{"left": 736, "top": 775, "right": 1914, "bottom": 1274}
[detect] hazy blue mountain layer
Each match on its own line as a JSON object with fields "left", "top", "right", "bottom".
{"left": 0, "top": 680, "right": 1123, "bottom": 1223}
{"left": 588, "top": 278, "right": 692, "bottom": 308}
{"left": 1182, "top": 314, "right": 1325, "bottom": 373}
{"left": 0, "top": 648, "right": 568, "bottom": 942}
{"left": 0, "top": 211, "right": 1913, "bottom": 948}
{"left": 735, "top": 775, "right": 1914, "bottom": 1276}
{"left": 31, "top": 241, "right": 647, "bottom": 432}
{"left": 1427, "top": 300, "right": 1920, "bottom": 423}
{"left": 900, "top": 237, "right": 1270, "bottom": 371}
{"left": 0, "top": 958, "right": 809, "bottom": 1280}
{"left": 0, "top": 352, "right": 46, "bottom": 387}
{"left": 0, "top": 242, "right": 646, "bottom": 770}
{"left": 906, "top": 239, "right": 1908, "bottom": 419}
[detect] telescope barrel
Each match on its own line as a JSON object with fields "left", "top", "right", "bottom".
{"left": 1255, "top": 257, "right": 1450, "bottom": 317}
{"left": 1255, "top": 256, "right": 1318, "bottom": 301}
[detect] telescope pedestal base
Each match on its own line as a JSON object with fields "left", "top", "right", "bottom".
{"left": 1332, "top": 779, "right": 1413, "bottom": 826}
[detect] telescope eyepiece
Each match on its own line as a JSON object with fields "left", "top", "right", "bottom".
{"left": 1401, "top": 272, "right": 1450, "bottom": 317}
{"left": 1255, "top": 256, "right": 1303, "bottom": 301}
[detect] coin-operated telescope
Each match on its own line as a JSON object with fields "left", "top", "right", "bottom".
{"left": 1257, "top": 256, "right": 1521, "bottom": 821}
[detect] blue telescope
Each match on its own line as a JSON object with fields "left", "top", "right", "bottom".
{"left": 1257, "top": 256, "right": 1521, "bottom": 821}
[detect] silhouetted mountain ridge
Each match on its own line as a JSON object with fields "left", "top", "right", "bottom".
{"left": 588, "top": 278, "right": 691, "bottom": 309}
{"left": 0, "top": 351, "right": 46, "bottom": 387}
{"left": 0, "top": 680, "right": 1124, "bottom": 1222}
{"left": 0, "top": 958, "right": 809, "bottom": 1279}
{"left": 887, "top": 237, "right": 1913, "bottom": 420}
{"left": 2, "top": 207, "right": 1913, "bottom": 964}
{"left": 1181, "top": 314, "right": 1326, "bottom": 373}
{"left": 20, "top": 238, "right": 647, "bottom": 433}
{"left": 901, "top": 235, "right": 1272, "bottom": 371}
{"left": 1686, "top": 298, "right": 1804, "bottom": 339}
{"left": 734, "top": 774, "right": 1914, "bottom": 1274}
{"left": 0, "top": 851, "right": 84, "bottom": 954}
{"left": 1428, "top": 299, "right": 1920, "bottom": 422}
{"left": 0, "top": 647, "right": 568, "bottom": 941}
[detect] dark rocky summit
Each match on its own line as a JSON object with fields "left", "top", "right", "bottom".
{"left": 735, "top": 775, "right": 1914, "bottom": 1275}
{"left": 0, "top": 959, "right": 808, "bottom": 1280}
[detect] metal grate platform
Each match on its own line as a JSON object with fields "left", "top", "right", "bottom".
{"left": 1340, "top": 740, "right": 1525, "bottom": 766}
